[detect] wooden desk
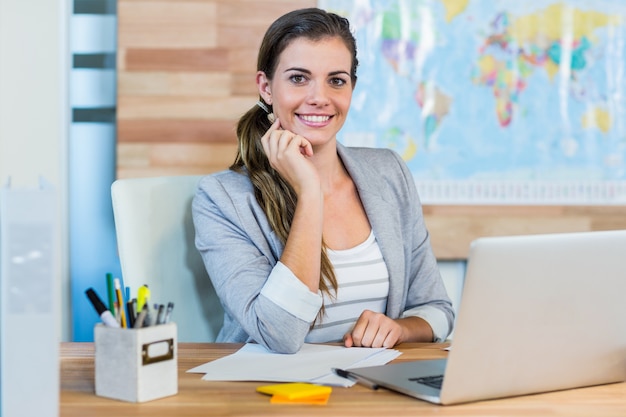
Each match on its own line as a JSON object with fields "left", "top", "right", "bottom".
{"left": 61, "top": 342, "right": 626, "bottom": 417}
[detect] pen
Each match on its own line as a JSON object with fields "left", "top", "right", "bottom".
{"left": 332, "top": 368, "right": 379, "bottom": 390}
{"left": 85, "top": 288, "right": 120, "bottom": 328}
{"left": 156, "top": 304, "right": 165, "bottom": 325}
{"left": 163, "top": 302, "right": 174, "bottom": 323}
{"left": 114, "top": 278, "right": 128, "bottom": 328}
{"left": 126, "top": 298, "right": 136, "bottom": 328}
{"left": 113, "top": 303, "right": 121, "bottom": 325}
{"left": 134, "top": 305, "right": 147, "bottom": 329}
{"left": 142, "top": 301, "right": 152, "bottom": 327}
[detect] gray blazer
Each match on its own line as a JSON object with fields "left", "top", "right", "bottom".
{"left": 192, "top": 144, "right": 454, "bottom": 353}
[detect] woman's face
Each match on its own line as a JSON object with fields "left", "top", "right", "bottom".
{"left": 257, "top": 36, "right": 354, "bottom": 147}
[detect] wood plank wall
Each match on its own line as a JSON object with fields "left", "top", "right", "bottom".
{"left": 117, "top": 0, "right": 316, "bottom": 178}
{"left": 117, "top": 1, "right": 626, "bottom": 260}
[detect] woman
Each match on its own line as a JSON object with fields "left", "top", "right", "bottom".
{"left": 192, "top": 8, "right": 454, "bottom": 354}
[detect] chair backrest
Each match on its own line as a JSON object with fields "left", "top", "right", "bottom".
{"left": 111, "top": 175, "right": 223, "bottom": 342}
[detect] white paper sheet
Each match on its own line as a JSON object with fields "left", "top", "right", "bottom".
{"left": 187, "top": 343, "right": 401, "bottom": 387}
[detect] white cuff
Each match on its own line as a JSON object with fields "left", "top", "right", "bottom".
{"left": 402, "top": 305, "right": 450, "bottom": 342}
{"left": 260, "top": 261, "right": 323, "bottom": 322}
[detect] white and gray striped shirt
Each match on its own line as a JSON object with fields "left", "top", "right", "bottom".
{"left": 305, "top": 231, "right": 389, "bottom": 343}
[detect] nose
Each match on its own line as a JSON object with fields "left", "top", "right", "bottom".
{"left": 306, "top": 81, "right": 331, "bottom": 106}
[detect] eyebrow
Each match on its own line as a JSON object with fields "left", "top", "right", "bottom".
{"left": 284, "top": 67, "right": 351, "bottom": 77}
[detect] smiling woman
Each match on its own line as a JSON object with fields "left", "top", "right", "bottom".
{"left": 191, "top": 8, "right": 455, "bottom": 354}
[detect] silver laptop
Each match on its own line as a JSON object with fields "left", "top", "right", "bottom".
{"left": 347, "top": 230, "right": 626, "bottom": 405}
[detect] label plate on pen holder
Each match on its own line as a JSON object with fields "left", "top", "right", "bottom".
{"left": 94, "top": 322, "right": 178, "bottom": 402}
{"left": 142, "top": 338, "right": 174, "bottom": 365}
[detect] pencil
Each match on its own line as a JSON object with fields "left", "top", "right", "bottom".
{"left": 114, "top": 278, "right": 127, "bottom": 328}
{"left": 106, "top": 273, "right": 116, "bottom": 316}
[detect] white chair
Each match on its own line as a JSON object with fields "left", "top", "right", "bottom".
{"left": 111, "top": 175, "right": 223, "bottom": 341}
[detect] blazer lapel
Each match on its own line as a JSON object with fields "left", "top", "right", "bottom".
{"left": 337, "top": 145, "right": 405, "bottom": 318}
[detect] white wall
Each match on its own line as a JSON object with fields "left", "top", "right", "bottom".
{"left": 0, "top": 0, "right": 71, "bottom": 340}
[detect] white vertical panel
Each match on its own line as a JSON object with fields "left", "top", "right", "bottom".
{"left": 1, "top": 183, "right": 59, "bottom": 417}
{"left": 71, "top": 14, "right": 117, "bottom": 53}
{"left": 0, "top": 0, "right": 70, "bottom": 342}
{"left": 71, "top": 69, "right": 116, "bottom": 107}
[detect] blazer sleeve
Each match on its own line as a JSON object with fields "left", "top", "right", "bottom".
{"left": 192, "top": 172, "right": 322, "bottom": 353}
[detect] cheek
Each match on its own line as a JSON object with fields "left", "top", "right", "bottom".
{"left": 271, "top": 89, "right": 297, "bottom": 112}
{"left": 336, "top": 93, "right": 353, "bottom": 113}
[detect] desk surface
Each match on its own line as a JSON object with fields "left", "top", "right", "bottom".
{"left": 60, "top": 342, "right": 626, "bottom": 417}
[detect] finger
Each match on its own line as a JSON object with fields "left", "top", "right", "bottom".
{"left": 277, "top": 130, "right": 296, "bottom": 155}
{"left": 263, "top": 129, "right": 289, "bottom": 161}
{"left": 359, "top": 324, "right": 381, "bottom": 347}
{"left": 382, "top": 328, "right": 400, "bottom": 349}
{"left": 371, "top": 327, "right": 389, "bottom": 348}
{"left": 269, "top": 116, "right": 281, "bottom": 131}
{"left": 343, "top": 333, "right": 353, "bottom": 348}
{"left": 349, "top": 316, "right": 369, "bottom": 347}
{"left": 299, "top": 137, "right": 314, "bottom": 157}
{"left": 286, "top": 134, "right": 312, "bottom": 157}
{"left": 260, "top": 118, "right": 282, "bottom": 154}
{"left": 353, "top": 310, "right": 389, "bottom": 347}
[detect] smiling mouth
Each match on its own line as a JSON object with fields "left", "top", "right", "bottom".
{"left": 298, "top": 114, "right": 332, "bottom": 123}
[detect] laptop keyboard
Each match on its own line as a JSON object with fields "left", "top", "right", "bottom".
{"left": 409, "top": 375, "right": 444, "bottom": 389}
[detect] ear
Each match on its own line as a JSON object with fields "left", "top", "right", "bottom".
{"left": 256, "top": 71, "right": 272, "bottom": 105}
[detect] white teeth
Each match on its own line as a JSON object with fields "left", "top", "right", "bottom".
{"left": 300, "top": 115, "right": 330, "bottom": 123}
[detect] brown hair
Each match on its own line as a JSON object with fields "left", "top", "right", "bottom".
{"left": 231, "top": 8, "right": 358, "bottom": 301}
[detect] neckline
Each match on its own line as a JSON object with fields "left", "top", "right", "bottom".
{"left": 327, "top": 230, "right": 375, "bottom": 255}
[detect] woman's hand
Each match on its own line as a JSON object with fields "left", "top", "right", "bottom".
{"left": 343, "top": 310, "right": 403, "bottom": 348}
{"left": 343, "top": 311, "right": 435, "bottom": 348}
{"left": 260, "top": 118, "right": 319, "bottom": 196}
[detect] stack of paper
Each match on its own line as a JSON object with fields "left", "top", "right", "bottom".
{"left": 187, "top": 343, "right": 401, "bottom": 387}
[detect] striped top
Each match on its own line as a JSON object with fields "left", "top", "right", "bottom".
{"left": 305, "top": 231, "right": 390, "bottom": 343}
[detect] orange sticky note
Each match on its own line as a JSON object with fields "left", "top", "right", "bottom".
{"left": 270, "top": 394, "right": 330, "bottom": 405}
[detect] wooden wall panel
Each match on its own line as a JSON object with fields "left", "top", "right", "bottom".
{"left": 124, "top": 49, "right": 231, "bottom": 71}
{"left": 118, "top": 2, "right": 218, "bottom": 49}
{"left": 117, "top": 143, "right": 238, "bottom": 179}
{"left": 424, "top": 205, "right": 626, "bottom": 260}
{"left": 118, "top": 0, "right": 626, "bottom": 259}
{"left": 117, "top": 0, "right": 316, "bottom": 181}
{"left": 118, "top": 72, "right": 232, "bottom": 97}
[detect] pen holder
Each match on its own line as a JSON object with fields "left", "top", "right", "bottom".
{"left": 94, "top": 323, "right": 178, "bottom": 402}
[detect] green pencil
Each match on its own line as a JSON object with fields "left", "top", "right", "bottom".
{"left": 106, "top": 273, "right": 116, "bottom": 316}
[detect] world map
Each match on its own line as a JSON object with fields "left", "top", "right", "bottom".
{"left": 319, "top": 0, "right": 626, "bottom": 203}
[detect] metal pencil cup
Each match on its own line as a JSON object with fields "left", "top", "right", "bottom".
{"left": 94, "top": 322, "right": 178, "bottom": 402}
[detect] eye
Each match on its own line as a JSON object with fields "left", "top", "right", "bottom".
{"left": 330, "top": 77, "right": 348, "bottom": 87}
{"left": 289, "top": 74, "right": 307, "bottom": 84}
